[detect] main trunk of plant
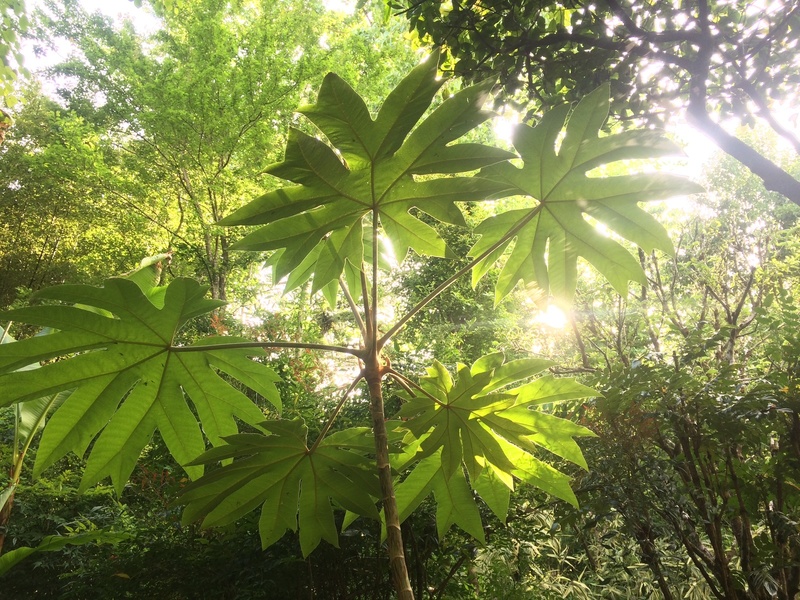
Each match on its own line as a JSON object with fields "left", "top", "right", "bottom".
{"left": 364, "top": 351, "right": 414, "bottom": 600}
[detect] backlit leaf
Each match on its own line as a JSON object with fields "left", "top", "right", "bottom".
{"left": 0, "top": 278, "right": 281, "bottom": 493}
{"left": 177, "top": 420, "right": 381, "bottom": 556}
{"left": 392, "top": 353, "right": 595, "bottom": 540}
{"left": 471, "top": 84, "right": 703, "bottom": 303}
{"left": 220, "top": 52, "right": 514, "bottom": 295}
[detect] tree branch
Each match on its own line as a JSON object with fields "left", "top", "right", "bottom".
{"left": 687, "top": 107, "right": 800, "bottom": 206}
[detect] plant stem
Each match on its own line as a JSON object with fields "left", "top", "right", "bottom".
{"left": 308, "top": 372, "right": 365, "bottom": 455}
{"left": 0, "top": 485, "right": 15, "bottom": 554}
{"left": 361, "top": 266, "right": 373, "bottom": 339}
{"left": 340, "top": 277, "right": 367, "bottom": 340}
{"left": 367, "top": 209, "right": 413, "bottom": 597}
{"left": 364, "top": 353, "right": 414, "bottom": 599}
{"left": 371, "top": 211, "right": 379, "bottom": 337}
{"left": 170, "top": 341, "right": 365, "bottom": 358}
{"left": 387, "top": 368, "right": 444, "bottom": 407}
{"left": 385, "top": 370, "right": 416, "bottom": 396}
{"left": 378, "top": 206, "right": 541, "bottom": 347}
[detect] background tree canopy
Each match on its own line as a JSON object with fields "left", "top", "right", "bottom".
{"left": 393, "top": 0, "right": 800, "bottom": 205}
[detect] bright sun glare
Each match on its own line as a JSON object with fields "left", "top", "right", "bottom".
{"left": 535, "top": 304, "right": 569, "bottom": 329}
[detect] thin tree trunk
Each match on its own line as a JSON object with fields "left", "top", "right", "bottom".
{"left": 632, "top": 521, "right": 676, "bottom": 600}
{"left": 364, "top": 350, "right": 414, "bottom": 599}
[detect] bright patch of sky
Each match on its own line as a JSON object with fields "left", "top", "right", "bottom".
{"left": 80, "top": 0, "right": 161, "bottom": 32}
{"left": 325, "top": 0, "right": 355, "bottom": 13}
{"left": 23, "top": 0, "right": 160, "bottom": 73}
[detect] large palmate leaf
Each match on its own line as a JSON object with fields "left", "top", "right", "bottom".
{"left": 0, "top": 255, "right": 172, "bottom": 511}
{"left": 219, "top": 52, "right": 513, "bottom": 295}
{"left": 0, "top": 277, "right": 281, "bottom": 493}
{"left": 177, "top": 419, "right": 381, "bottom": 556}
{"left": 393, "top": 353, "right": 595, "bottom": 538}
{"left": 470, "top": 84, "right": 704, "bottom": 303}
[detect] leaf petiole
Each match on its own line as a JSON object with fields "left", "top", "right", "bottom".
{"left": 308, "top": 371, "right": 365, "bottom": 454}
{"left": 170, "top": 341, "right": 365, "bottom": 358}
{"left": 379, "top": 204, "right": 542, "bottom": 346}
{"left": 340, "top": 276, "right": 367, "bottom": 340}
{"left": 386, "top": 368, "right": 445, "bottom": 408}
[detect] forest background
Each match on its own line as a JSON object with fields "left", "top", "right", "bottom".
{"left": 0, "top": 0, "right": 799, "bottom": 598}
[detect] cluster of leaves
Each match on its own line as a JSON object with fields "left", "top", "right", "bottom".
{"left": 391, "top": 356, "right": 594, "bottom": 537}
{"left": 0, "top": 277, "right": 281, "bottom": 494}
{"left": 0, "top": 0, "right": 28, "bottom": 106}
{"left": 222, "top": 53, "right": 699, "bottom": 305}
{"left": 0, "top": 46, "right": 699, "bottom": 589}
{"left": 392, "top": 0, "right": 800, "bottom": 208}
{"left": 392, "top": 0, "right": 800, "bottom": 126}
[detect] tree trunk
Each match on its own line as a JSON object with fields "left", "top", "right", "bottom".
{"left": 364, "top": 350, "right": 414, "bottom": 599}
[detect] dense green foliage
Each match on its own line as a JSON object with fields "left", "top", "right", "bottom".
{"left": 0, "top": 20, "right": 701, "bottom": 597}
{"left": 393, "top": 0, "right": 800, "bottom": 205}
{"left": 1, "top": 0, "right": 799, "bottom": 598}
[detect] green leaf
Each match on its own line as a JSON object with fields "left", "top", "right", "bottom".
{"left": 0, "top": 531, "right": 131, "bottom": 576}
{"left": 393, "top": 353, "right": 595, "bottom": 539}
{"left": 393, "top": 452, "right": 485, "bottom": 542}
{"left": 0, "top": 484, "right": 14, "bottom": 515}
{"left": 177, "top": 420, "right": 381, "bottom": 556}
{"left": 471, "top": 84, "right": 704, "bottom": 303}
{"left": 122, "top": 252, "right": 173, "bottom": 305}
{"left": 472, "top": 463, "right": 511, "bottom": 522}
{"left": 16, "top": 390, "right": 70, "bottom": 450}
{"left": 1, "top": 324, "right": 69, "bottom": 461}
{"left": 220, "top": 53, "right": 514, "bottom": 295}
{"left": 0, "top": 278, "right": 281, "bottom": 493}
